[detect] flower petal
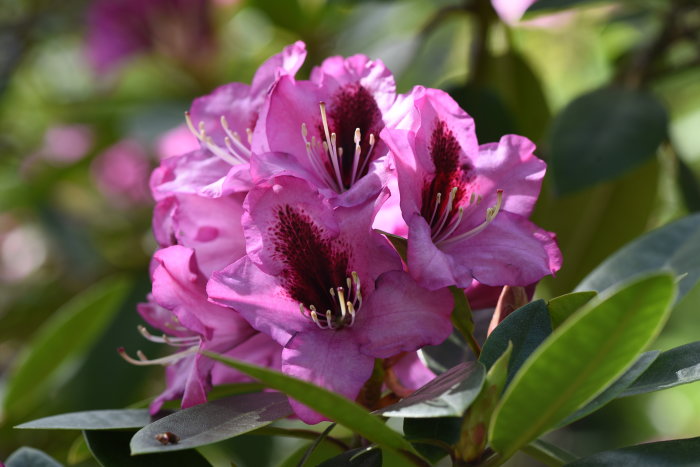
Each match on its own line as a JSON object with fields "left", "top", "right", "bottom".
{"left": 358, "top": 270, "right": 453, "bottom": 358}
{"left": 282, "top": 329, "right": 373, "bottom": 424}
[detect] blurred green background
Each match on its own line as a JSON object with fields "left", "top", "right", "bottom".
{"left": 0, "top": 0, "right": 699, "bottom": 465}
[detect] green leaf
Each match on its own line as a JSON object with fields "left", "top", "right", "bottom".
{"left": 547, "top": 291, "right": 597, "bottom": 328}
{"left": 130, "top": 392, "right": 292, "bottom": 454}
{"left": 479, "top": 300, "right": 551, "bottom": 385}
{"left": 489, "top": 274, "right": 677, "bottom": 459}
{"left": 577, "top": 212, "right": 700, "bottom": 301}
{"left": 403, "top": 417, "right": 461, "bottom": 463}
{"left": 203, "top": 352, "right": 420, "bottom": 460}
{"left": 448, "top": 85, "right": 516, "bottom": 144}
{"left": 3, "top": 276, "right": 131, "bottom": 419}
{"left": 549, "top": 87, "right": 667, "bottom": 195}
{"left": 16, "top": 409, "right": 150, "bottom": 431}
{"left": 566, "top": 437, "right": 700, "bottom": 466}
{"left": 6, "top": 447, "right": 63, "bottom": 467}
{"left": 375, "top": 230, "right": 407, "bottom": 262}
{"left": 317, "top": 447, "right": 383, "bottom": 467}
{"left": 619, "top": 342, "right": 700, "bottom": 397}
{"left": 84, "top": 430, "right": 210, "bottom": 467}
{"left": 557, "top": 351, "right": 659, "bottom": 426}
{"left": 378, "top": 362, "right": 485, "bottom": 418}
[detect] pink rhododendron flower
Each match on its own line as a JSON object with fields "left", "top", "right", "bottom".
{"left": 208, "top": 176, "right": 454, "bottom": 423}
{"left": 91, "top": 140, "right": 151, "bottom": 206}
{"left": 151, "top": 41, "right": 307, "bottom": 200}
{"left": 127, "top": 246, "right": 280, "bottom": 413}
{"left": 86, "top": 0, "right": 216, "bottom": 73}
{"left": 382, "top": 86, "right": 562, "bottom": 290}
{"left": 250, "top": 54, "right": 398, "bottom": 207}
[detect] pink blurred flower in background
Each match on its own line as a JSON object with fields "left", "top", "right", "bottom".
{"left": 36, "top": 124, "right": 94, "bottom": 166}
{"left": 86, "top": 0, "right": 216, "bottom": 73}
{"left": 156, "top": 124, "right": 199, "bottom": 160}
{"left": 91, "top": 140, "right": 151, "bottom": 206}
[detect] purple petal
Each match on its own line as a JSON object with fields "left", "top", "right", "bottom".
{"left": 211, "top": 333, "right": 282, "bottom": 385}
{"left": 441, "top": 211, "right": 562, "bottom": 287}
{"left": 150, "top": 149, "right": 237, "bottom": 200}
{"left": 358, "top": 270, "right": 453, "bottom": 358}
{"left": 250, "top": 41, "right": 307, "bottom": 100}
{"left": 207, "top": 256, "right": 313, "bottom": 346}
{"left": 282, "top": 329, "right": 373, "bottom": 424}
{"left": 390, "top": 352, "right": 436, "bottom": 391}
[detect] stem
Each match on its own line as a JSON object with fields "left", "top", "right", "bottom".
{"left": 252, "top": 426, "right": 349, "bottom": 451}
{"left": 297, "top": 423, "right": 337, "bottom": 467}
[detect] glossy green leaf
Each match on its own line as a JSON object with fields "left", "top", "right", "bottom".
{"left": 557, "top": 351, "right": 659, "bottom": 426}
{"left": 448, "top": 85, "right": 516, "bottom": 144}
{"left": 489, "top": 274, "right": 677, "bottom": 459}
{"left": 16, "top": 409, "right": 150, "bottom": 431}
{"left": 620, "top": 342, "right": 700, "bottom": 397}
{"left": 3, "top": 276, "right": 131, "bottom": 418}
{"left": 567, "top": 437, "right": 700, "bottom": 466}
{"left": 550, "top": 87, "right": 667, "bottom": 195}
{"left": 317, "top": 447, "right": 382, "bottom": 467}
{"left": 577, "top": 212, "right": 700, "bottom": 300}
{"left": 203, "top": 352, "right": 420, "bottom": 459}
{"left": 403, "top": 417, "right": 461, "bottom": 463}
{"left": 378, "top": 362, "right": 485, "bottom": 418}
{"left": 547, "top": 291, "right": 597, "bottom": 328}
{"left": 84, "top": 430, "right": 210, "bottom": 467}
{"left": 479, "top": 300, "right": 551, "bottom": 385}
{"left": 376, "top": 230, "right": 407, "bottom": 262}
{"left": 130, "top": 392, "right": 292, "bottom": 454}
{"left": 6, "top": 447, "right": 63, "bottom": 467}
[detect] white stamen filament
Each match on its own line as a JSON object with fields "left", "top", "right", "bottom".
{"left": 137, "top": 325, "right": 200, "bottom": 347}
{"left": 438, "top": 189, "right": 504, "bottom": 247}
{"left": 184, "top": 111, "right": 251, "bottom": 166}
{"left": 300, "top": 103, "right": 376, "bottom": 193}
{"left": 432, "top": 187, "right": 459, "bottom": 237}
{"left": 118, "top": 346, "right": 198, "bottom": 366}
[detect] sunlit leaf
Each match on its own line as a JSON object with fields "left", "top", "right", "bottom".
{"left": 16, "top": 409, "right": 150, "bottom": 431}
{"left": 489, "top": 274, "right": 676, "bottom": 459}
{"left": 130, "top": 392, "right": 292, "bottom": 454}
{"left": 378, "top": 362, "right": 485, "bottom": 418}
{"left": 550, "top": 86, "right": 667, "bottom": 195}
{"left": 557, "top": 351, "right": 659, "bottom": 426}
{"left": 547, "top": 291, "right": 597, "bottom": 328}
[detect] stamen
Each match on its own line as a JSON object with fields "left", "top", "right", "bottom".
{"left": 319, "top": 102, "right": 345, "bottom": 190}
{"left": 326, "top": 310, "right": 335, "bottom": 329}
{"left": 350, "top": 128, "right": 362, "bottom": 186}
{"left": 356, "top": 133, "right": 376, "bottom": 178}
{"left": 118, "top": 346, "right": 198, "bottom": 366}
{"left": 429, "top": 193, "right": 442, "bottom": 225}
{"left": 310, "top": 310, "right": 326, "bottom": 329}
{"left": 438, "top": 190, "right": 504, "bottom": 247}
{"left": 183, "top": 111, "right": 251, "bottom": 166}
{"left": 137, "top": 325, "right": 199, "bottom": 347}
{"left": 432, "top": 187, "right": 458, "bottom": 236}
{"left": 337, "top": 287, "right": 347, "bottom": 318}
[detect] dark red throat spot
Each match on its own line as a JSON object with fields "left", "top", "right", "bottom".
{"left": 272, "top": 205, "right": 350, "bottom": 313}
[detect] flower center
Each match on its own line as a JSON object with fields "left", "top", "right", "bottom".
{"left": 300, "top": 83, "right": 382, "bottom": 193}
{"left": 421, "top": 119, "right": 503, "bottom": 246}
{"left": 272, "top": 205, "right": 361, "bottom": 330}
{"left": 185, "top": 111, "right": 252, "bottom": 165}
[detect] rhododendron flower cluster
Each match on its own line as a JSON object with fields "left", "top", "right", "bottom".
{"left": 124, "top": 41, "right": 562, "bottom": 423}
